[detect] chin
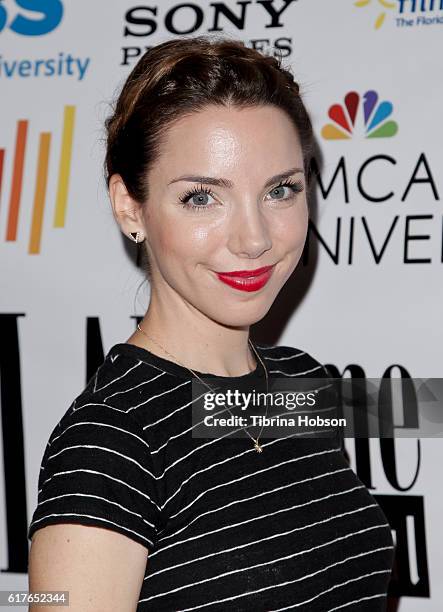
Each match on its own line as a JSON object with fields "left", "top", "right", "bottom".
{"left": 207, "top": 300, "right": 273, "bottom": 328}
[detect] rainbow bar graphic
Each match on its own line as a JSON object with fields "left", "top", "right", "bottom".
{"left": 29, "top": 133, "right": 51, "bottom": 255}
{"left": 54, "top": 105, "right": 75, "bottom": 228}
{"left": 5, "top": 120, "right": 28, "bottom": 241}
{"left": 2, "top": 105, "right": 76, "bottom": 254}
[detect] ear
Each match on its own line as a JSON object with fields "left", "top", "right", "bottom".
{"left": 108, "top": 174, "right": 145, "bottom": 239}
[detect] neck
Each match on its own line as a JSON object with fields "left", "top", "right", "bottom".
{"left": 128, "top": 288, "right": 257, "bottom": 377}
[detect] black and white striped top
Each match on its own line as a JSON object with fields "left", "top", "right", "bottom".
{"left": 28, "top": 342, "right": 394, "bottom": 611}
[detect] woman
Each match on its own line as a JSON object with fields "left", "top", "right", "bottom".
{"left": 28, "top": 36, "right": 394, "bottom": 611}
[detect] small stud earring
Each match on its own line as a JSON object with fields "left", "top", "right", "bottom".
{"left": 130, "top": 231, "right": 142, "bottom": 244}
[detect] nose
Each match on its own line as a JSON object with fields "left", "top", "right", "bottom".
{"left": 227, "top": 199, "right": 272, "bottom": 260}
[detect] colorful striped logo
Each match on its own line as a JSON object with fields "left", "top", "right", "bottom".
{"left": 321, "top": 91, "right": 398, "bottom": 140}
{"left": 1, "top": 105, "right": 75, "bottom": 254}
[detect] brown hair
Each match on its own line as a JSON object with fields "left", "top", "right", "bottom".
{"left": 105, "top": 35, "right": 314, "bottom": 205}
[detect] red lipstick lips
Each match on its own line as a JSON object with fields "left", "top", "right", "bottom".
{"left": 215, "top": 265, "right": 275, "bottom": 292}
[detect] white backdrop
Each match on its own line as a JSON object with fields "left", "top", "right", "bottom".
{"left": 1, "top": 0, "right": 441, "bottom": 608}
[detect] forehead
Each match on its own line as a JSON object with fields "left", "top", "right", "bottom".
{"left": 153, "top": 104, "right": 303, "bottom": 181}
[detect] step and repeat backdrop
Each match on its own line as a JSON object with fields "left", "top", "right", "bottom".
{"left": 1, "top": 0, "right": 442, "bottom": 608}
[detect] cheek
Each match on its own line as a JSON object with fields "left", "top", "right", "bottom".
{"left": 271, "top": 201, "right": 309, "bottom": 250}
{"left": 156, "top": 220, "right": 220, "bottom": 262}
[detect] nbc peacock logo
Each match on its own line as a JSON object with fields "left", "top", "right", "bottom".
{"left": 321, "top": 90, "right": 399, "bottom": 140}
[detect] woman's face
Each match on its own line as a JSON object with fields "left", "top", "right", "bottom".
{"left": 142, "top": 104, "right": 309, "bottom": 327}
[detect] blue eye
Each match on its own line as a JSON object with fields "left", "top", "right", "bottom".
{"left": 178, "top": 185, "right": 218, "bottom": 212}
{"left": 266, "top": 180, "right": 304, "bottom": 201}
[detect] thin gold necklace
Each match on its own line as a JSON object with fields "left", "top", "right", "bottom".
{"left": 136, "top": 323, "right": 269, "bottom": 452}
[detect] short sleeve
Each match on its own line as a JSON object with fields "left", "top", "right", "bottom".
{"left": 28, "top": 401, "right": 162, "bottom": 551}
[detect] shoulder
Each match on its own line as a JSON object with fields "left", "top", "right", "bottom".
{"left": 256, "top": 342, "right": 331, "bottom": 379}
{"left": 65, "top": 344, "right": 178, "bottom": 419}
{"left": 42, "top": 346, "right": 164, "bottom": 452}
{"left": 28, "top": 349, "right": 163, "bottom": 549}
{"left": 46, "top": 343, "right": 189, "bottom": 450}
{"left": 85, "top": 346, "right": 169, "bottom": 402}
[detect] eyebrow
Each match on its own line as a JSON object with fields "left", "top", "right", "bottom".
{"left": 168, "top": 167, "right": 304, "bottom": 189}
